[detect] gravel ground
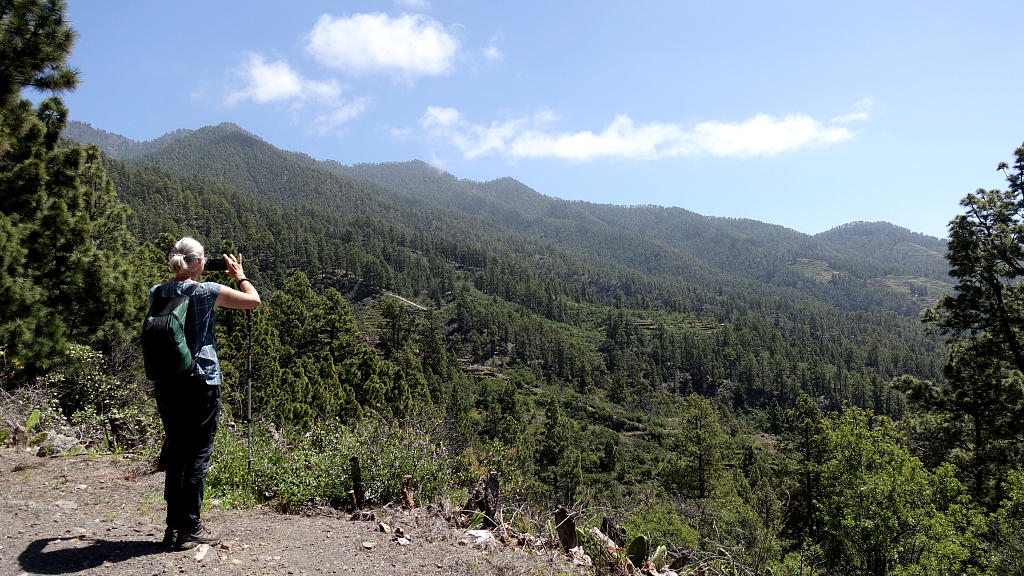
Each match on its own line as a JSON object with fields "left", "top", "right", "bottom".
{"left": 0, "top": 447, "right": 585, "bottom": 576}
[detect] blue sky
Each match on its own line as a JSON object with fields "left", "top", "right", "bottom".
{"left": 60, "top": 1, "right": 1024, "bottom": 238}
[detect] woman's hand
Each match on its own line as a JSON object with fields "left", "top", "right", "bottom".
{"left": 215, "top": 252, "right": 261, "bottom": 310}
{"left": 224, "top": 253, "right": 246, "bottom": 281}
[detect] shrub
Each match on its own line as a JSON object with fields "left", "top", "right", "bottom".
{"left": 622, "top": 493, "right": 699, "bottom": 556}
{"left": 37, "top": 343, "right": 158, "bottom": 450}
{"left": 206, "top": 412, "right": 463, "bottom": 513}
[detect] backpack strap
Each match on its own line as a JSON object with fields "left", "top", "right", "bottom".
{"left": 181, "top": 282, "right": 200, "bottom": 376}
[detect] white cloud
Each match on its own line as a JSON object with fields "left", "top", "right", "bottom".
{"left": 484, "top": 45, "right": 504, "bottom": 62}
{"left": 314, "top": 97, "right": 371, "bottom": 134}
{"left": 419, "top": 106, "right": 461, "bottom": 128}
{"left": 306, "top": 13, "right": 457, "bottom": 78}
{"left": 419, "top": 107, "right": 864, "bottom": 161}
{"left": 483, "top": 34, "right": 504, "bottom": 62}
{"left": 226, "top": 54, "right": 304, "bottom": 105}
{"left": 420, "top": 107, "right": 526, "bottom": 158}
{"left": 226, "top": 53, "right": 369, "bottom": 132}
{"left": 460, "top": 118, "right": 529, "bottom": 159}
{"left": 688, "top": 114, "right": 850, "bottom": 157}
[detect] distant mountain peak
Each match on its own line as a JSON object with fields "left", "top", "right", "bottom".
{"left": 203, "top": 122, "right": 256, "bottom": 137}
{"left": 62, "top": 121, "right": 194, "bottom": 159}
{"left": 817, "top": 220, "right": 946, "bottom": 246}
{"left": 62, "top": 121, "right": 265, "bottom": 161}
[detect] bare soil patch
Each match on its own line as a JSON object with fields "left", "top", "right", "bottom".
{"left": 0, "top": 448, "right": 584, "bottom": 575}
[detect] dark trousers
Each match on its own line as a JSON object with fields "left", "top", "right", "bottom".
{"left": 155, "top": 375, "right": 220, "bottom": 533}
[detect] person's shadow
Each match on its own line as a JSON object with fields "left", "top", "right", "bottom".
{"left": 18, "top": 537, "right": 170, "bottom": 574}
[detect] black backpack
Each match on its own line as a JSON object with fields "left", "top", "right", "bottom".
{"left": 141, "top": 283, "right": 198, "bottom": 381}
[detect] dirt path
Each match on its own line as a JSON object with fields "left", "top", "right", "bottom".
{"left": 0, "top": 448, "right": 583, "bottom": 576}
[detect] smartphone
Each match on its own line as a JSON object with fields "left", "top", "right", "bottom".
{"left": 204, "top": 258, "right": 227, "bottom": 272}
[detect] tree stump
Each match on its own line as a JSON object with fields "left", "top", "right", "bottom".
{"left": 462, "top": 470, "right": 500, "bottom": 526}
{"left": 401, "top": 474, "right": 415, "bottom": 508}
{"left": 601, "top": 516, "right": 625, "bottom": 547}
{"left": 350, "top": 455, "right": 365, "bottom": 510}
{"left": 554, "top": 506, "right": 578, "bottom": 551}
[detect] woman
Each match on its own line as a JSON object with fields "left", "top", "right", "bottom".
{"left": 151, "top": 236, "right": 260, "bottom": 549}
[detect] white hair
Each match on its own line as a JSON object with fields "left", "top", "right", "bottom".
{"left": 169, "top": 236, "right": 204, "bottom": 275}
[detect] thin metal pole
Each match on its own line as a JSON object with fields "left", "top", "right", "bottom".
{"left": 245, "top": 309, "right": 253, "bottom": 486}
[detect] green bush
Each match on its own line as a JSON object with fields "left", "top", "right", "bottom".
{"left": 622, "top": 493, "right": 699, "bottom": 556}
{"left": 206, "top": 413, "right": 463, "bottom": 513}
{"left": 37, "top": 343, "right": 158, "bottom": 450}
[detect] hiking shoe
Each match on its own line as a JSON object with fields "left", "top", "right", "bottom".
{"left": 161, "top": 527, "right": 177, "bottom": 547}
{"left": 175, "top": 525, "right": 220, "bottom": 549}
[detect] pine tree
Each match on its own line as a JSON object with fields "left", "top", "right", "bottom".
{"left": 926, "top": 146, "right": 1024, "bottom": 373}
{"left": 781, "top": 394, "right": 828, "bottom": 543}
{"left": 920, "top": 143, "right": 1024, "bottom": 507}
{"left": 1, "top": 0, "right": 142, "bottom": 374}
{"left": 537, "top": 396, "right": 580, "bottom": 502}
{"left": 379, "top": 297, "right": 411, "bottom": 356}
{"left": 673, "top": 393, "right": 725, "bottom": 499}
{"left": 242, "top": 312, "right": 284, "bottom": 422}
{"left": 897, "top": 344, "right": 1023, "bottom": 507}
{"left": 0, "top": 0, "right": 78, "bottom": 112}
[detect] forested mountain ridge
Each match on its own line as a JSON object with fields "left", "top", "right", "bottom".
{"left": 64, "top": 120, "right": 949, "bottom": 408}
{"left": 66, "top": 120, "right": 950, "bottom": 317}
{"left": 331, "top": 158, "right": 949, "bottom": 286}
